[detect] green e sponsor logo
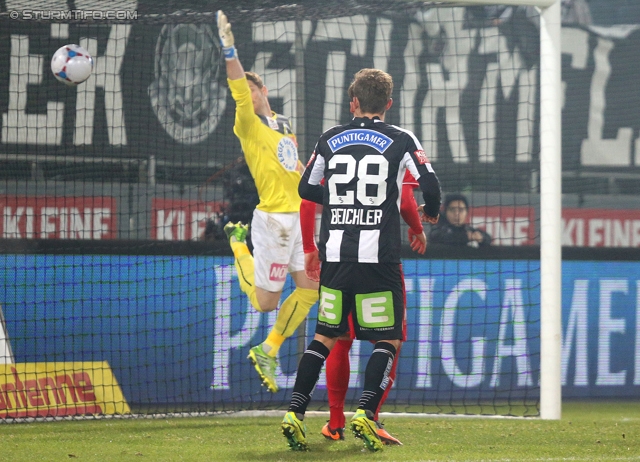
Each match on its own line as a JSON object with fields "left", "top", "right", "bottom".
{"left": 319, "top": 286, "right": 342, "bottom": 325}
{"left": 356, "top": 291, "right": 394, "bottom": 328}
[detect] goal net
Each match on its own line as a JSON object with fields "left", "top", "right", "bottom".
{"left": 0, "top": 0, "right": 552, "bottom": 419}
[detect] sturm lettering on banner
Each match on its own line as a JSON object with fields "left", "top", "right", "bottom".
{"left": 0, "top": 12, "right": 636, "bottom": 172}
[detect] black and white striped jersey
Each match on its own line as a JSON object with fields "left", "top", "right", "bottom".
{"left": 299, "top": 116, "right": 441, "bottom": 264}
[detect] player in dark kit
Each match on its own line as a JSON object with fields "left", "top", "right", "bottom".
{"left": 281, "top": 68, "right": 441, "bottom": 452}
{"left": 299, "top": 169, "right": 426, "bottom": 446}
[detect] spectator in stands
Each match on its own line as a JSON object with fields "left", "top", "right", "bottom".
{"left": 222, "top": 160, "right": 258, "bottom": 226}
{"left": 428, "top": 193, "right": 491, "bottom": 248}
{"left": 562, "top": 0, "right": 592, "bottom": 26}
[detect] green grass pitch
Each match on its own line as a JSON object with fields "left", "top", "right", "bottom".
{"left": 0, "top": 401, "right": 638, "bottom": 461}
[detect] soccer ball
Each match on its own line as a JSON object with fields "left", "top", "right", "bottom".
{"left": 51, "top": 44, "right": 93, "bottom": 86}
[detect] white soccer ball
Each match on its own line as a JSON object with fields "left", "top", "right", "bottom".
{"left": 51, "top": 44, "right": 93, "bottom": 86}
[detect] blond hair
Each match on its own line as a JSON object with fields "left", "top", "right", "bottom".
{"left": 245, "top": 71, "right": 264, "bottom": 89}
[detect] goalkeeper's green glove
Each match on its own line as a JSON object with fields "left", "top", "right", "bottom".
{"left": 216, "top": 10, "right": 237, "bottom": 60}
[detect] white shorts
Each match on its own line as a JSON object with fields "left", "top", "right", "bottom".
{"left": 251, "top": 208, "right": 305, "bottom": 292}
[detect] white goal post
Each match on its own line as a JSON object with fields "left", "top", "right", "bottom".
{"left": 432, "top": 0, "right": 562, "bottom": 421}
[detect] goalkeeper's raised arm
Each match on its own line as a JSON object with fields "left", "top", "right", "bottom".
{"left": 215, "top": 10, "right": 319, "bottom": 395}
{"left": 216, "top": 10, "right": 243, "bottom": 79}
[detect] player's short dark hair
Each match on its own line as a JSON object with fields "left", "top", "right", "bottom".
{"left": 443, "top": 193, "right": 469, "bottom": 210}
{"left": 245, "top": 71, "right": 263, "bottom": 89}
{"left": 348, "top": 68, "right": 393, "bottom": 114}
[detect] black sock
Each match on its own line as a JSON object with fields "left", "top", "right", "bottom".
{"left": 358, "top": 341, "right": 397, "bottom": 415}
{"left": 288, "top": 340, "right": 330, "bottom": 416}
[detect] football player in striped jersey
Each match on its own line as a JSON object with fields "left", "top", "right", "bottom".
{"left": 282, "top": 68, "right": 440, "bottom": 452}
{"left": 300, "top": 170, "right": 426, "bottom": 445}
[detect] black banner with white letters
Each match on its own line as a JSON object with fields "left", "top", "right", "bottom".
{"left": 1, "top": 3, "right": 639, "bottom": 192}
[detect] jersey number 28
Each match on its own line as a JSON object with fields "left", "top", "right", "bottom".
{"left": 327, "top": 154, "right": 389, "bottom": 206}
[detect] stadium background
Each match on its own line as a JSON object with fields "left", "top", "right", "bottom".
{"left": 0, "top": 0, "right": 639, "bottom": 417}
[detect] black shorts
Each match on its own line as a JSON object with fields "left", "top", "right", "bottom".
{"left": 316, "top": 261, "right": 405, "bottom": 341}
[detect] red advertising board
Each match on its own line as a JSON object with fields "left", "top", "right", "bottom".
{"left": 151, "top": 198, "right": 225, "bottom": 241}
{"left": 0, "top": 195, "right": 116, "bottom": 240}
{"left": 468, "top": 207, "right": 640, "bottom": 247}
{"left": 562, "top": 208, "right": 640, "bottom": 247}
{"left": 469, "top": 206, "right": 537, "bottom": 246}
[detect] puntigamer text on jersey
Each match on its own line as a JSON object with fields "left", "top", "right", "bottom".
{"left": 328, "top": 129, "right": 393, "bottom": 153}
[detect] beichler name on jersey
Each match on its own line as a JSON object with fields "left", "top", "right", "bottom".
{"left": 328, "top": 129, "right": 393, "bottom": 153}
{"left": 331, "top": 208, "right": 383, "bottom": 225}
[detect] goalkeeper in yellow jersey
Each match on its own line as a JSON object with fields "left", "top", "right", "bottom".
{"left": 216, "top": 11, "right": 319, "bottom": 393}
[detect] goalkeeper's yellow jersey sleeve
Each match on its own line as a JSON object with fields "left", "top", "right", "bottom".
{"left": 228, "top": 77, "right": 302, "bottom": 214}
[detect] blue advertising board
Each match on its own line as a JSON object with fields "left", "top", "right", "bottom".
{"left": 0, "top": 255, "right": 638, "bottom": 407}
